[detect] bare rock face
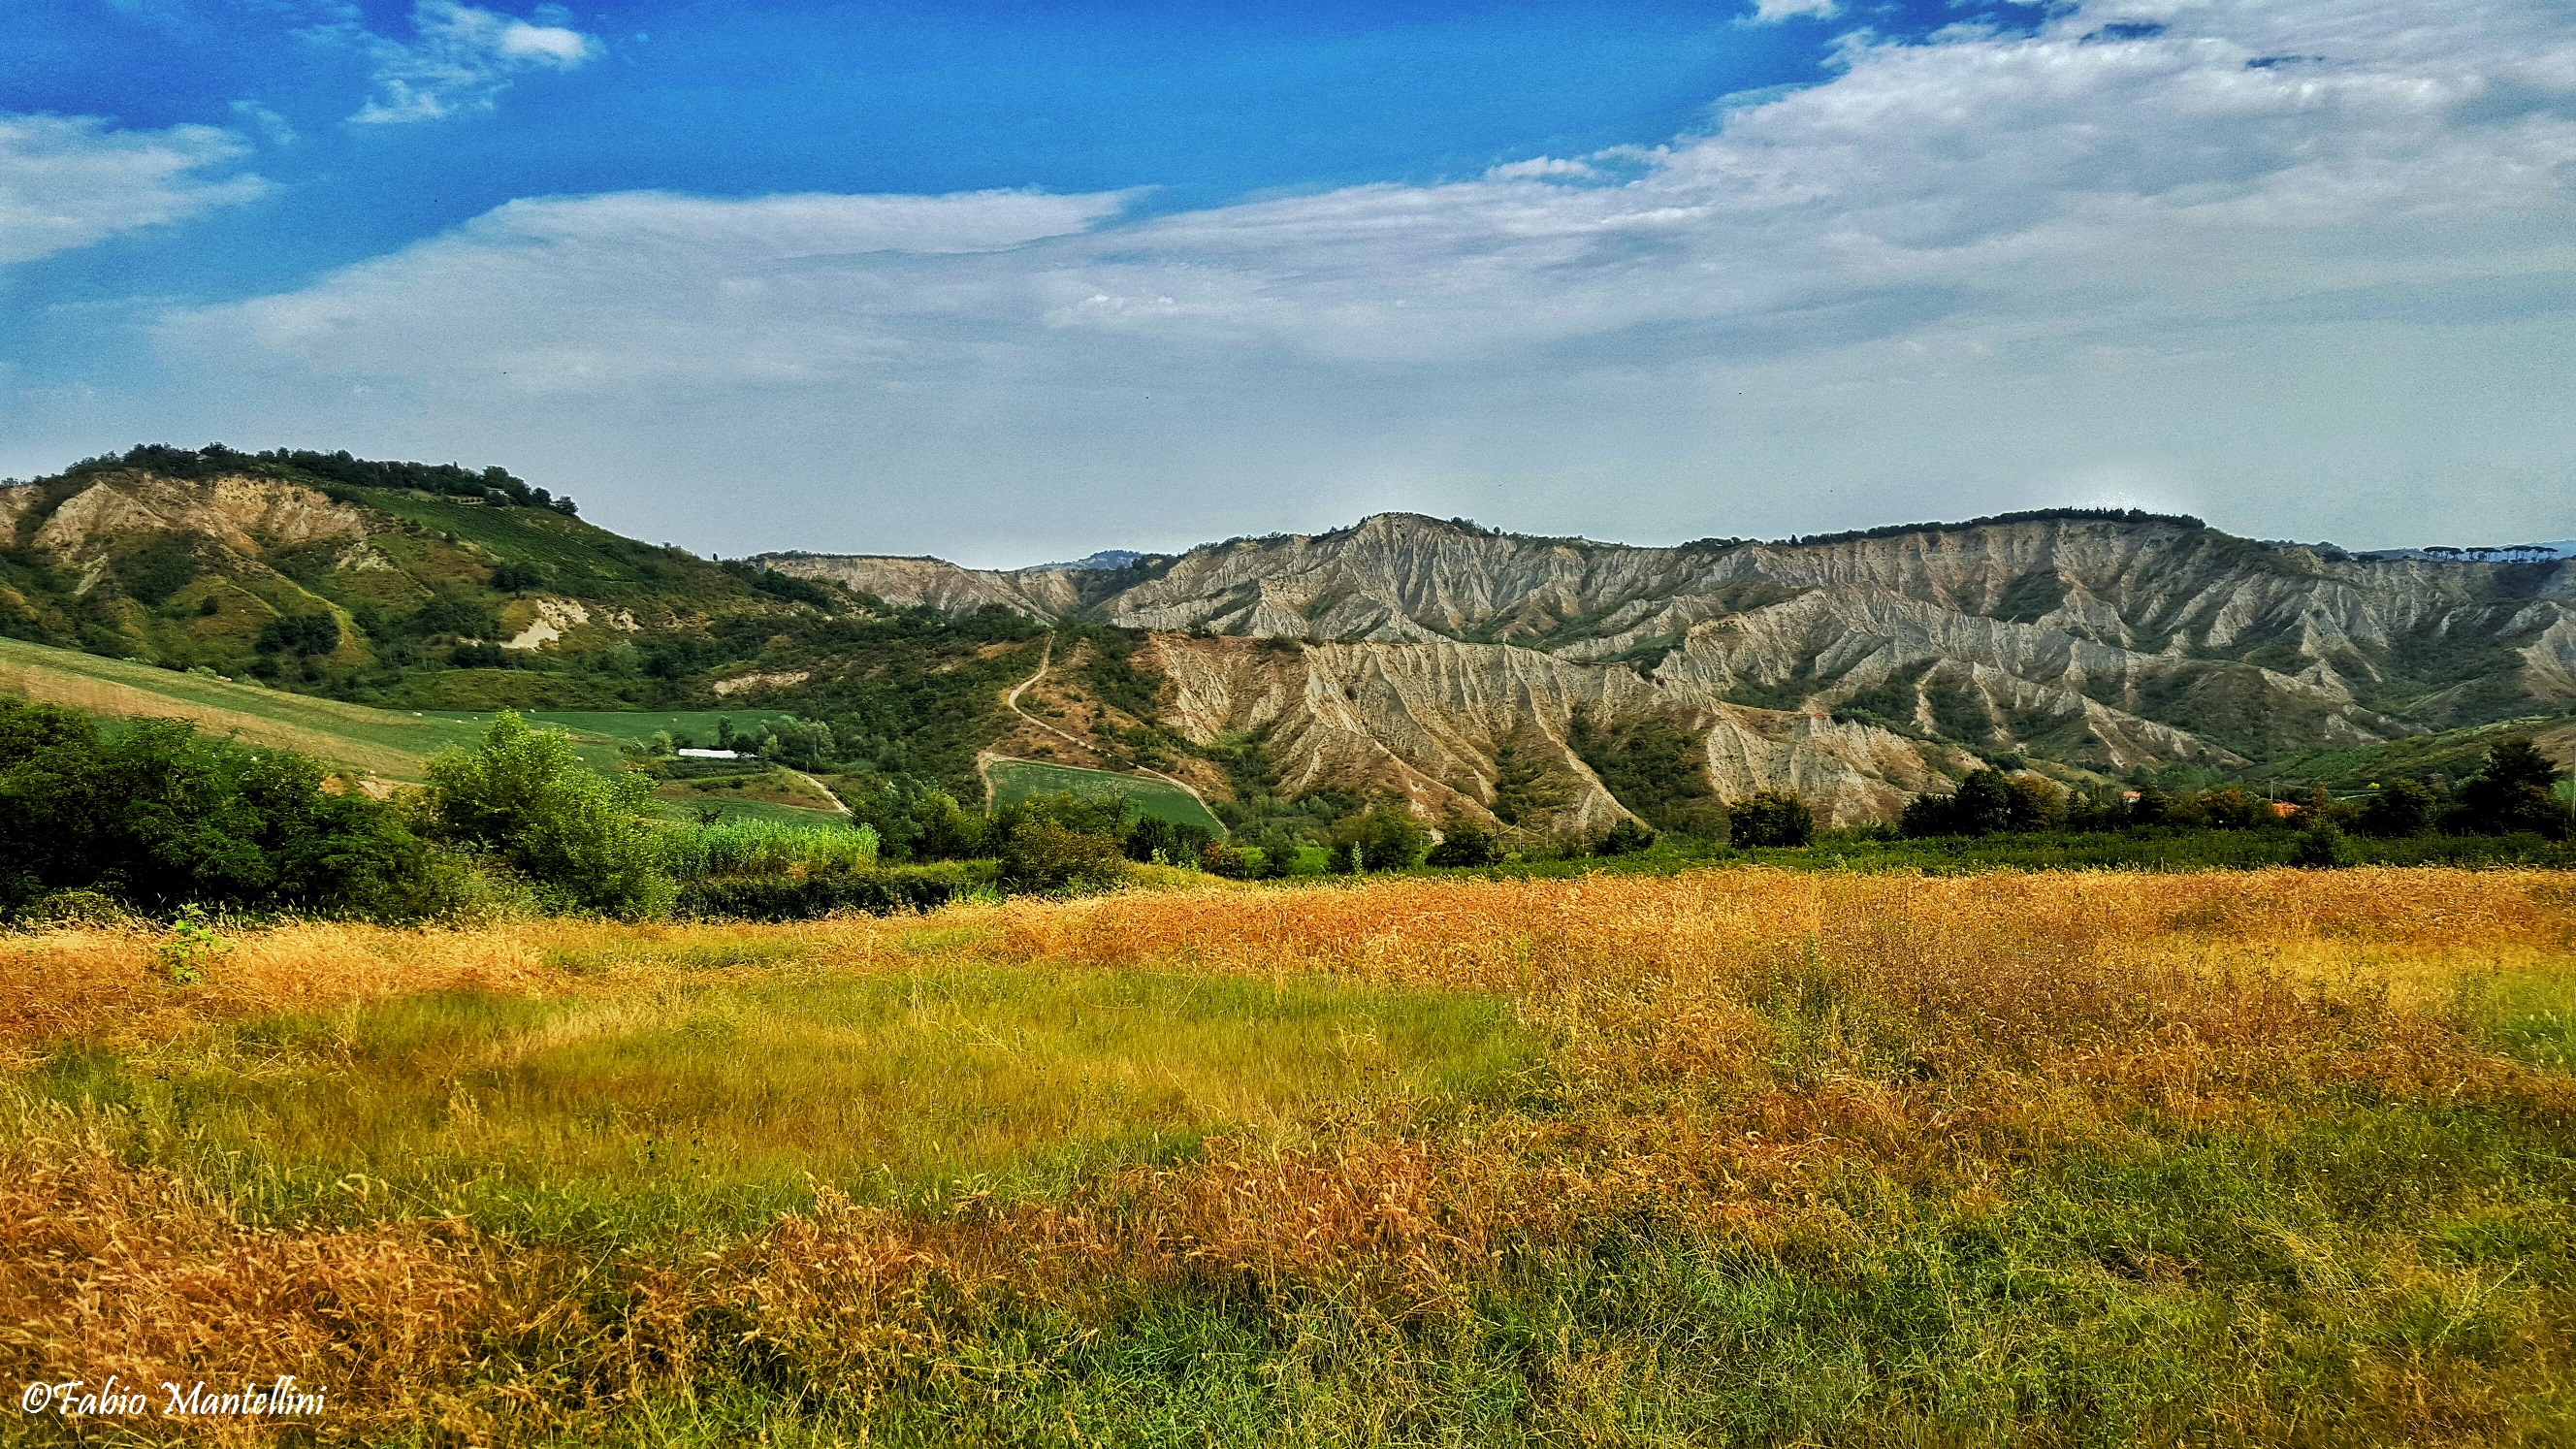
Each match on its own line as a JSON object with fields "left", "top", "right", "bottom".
{"left": 29, "top": 471, "right": 367, "bottom": 564}
{"left": 763, "top": 554, "right": 1085, "bottom": 618}
{"left": 1144, "top": 633, "right": 1961, "bottom": 828}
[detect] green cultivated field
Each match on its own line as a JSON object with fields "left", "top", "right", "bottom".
{"left": 433, "top": 708, "right": 805, "bottom": 749}
{"left": 987, "top": 755, "right": 1225, "bottom": 834}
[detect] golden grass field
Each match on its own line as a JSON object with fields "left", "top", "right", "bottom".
{"left": 4, "top": 866, "right": 2574, "bottom": 1445}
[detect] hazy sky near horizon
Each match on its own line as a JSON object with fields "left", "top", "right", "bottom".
{"left": 4, "top": 0, "right": 2572, "bottom": 566}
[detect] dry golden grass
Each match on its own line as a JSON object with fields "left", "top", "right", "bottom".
{"left": 3, "top": 866, "right": 2572, "bottom": 1444}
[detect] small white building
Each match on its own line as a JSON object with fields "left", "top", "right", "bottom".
{"left": 676, "top": 748, "right": 742, "bottom": 759}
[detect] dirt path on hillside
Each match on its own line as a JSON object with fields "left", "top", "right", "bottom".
{"left": 789, "top": 768, "right": 850, "bottom": 814}
{"left": 976, "top": 636, "right": 1223, "bottom": 828}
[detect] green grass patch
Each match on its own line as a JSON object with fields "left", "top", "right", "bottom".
{"left": 33, "top": 966, "right": 1532, "bottom": 1238}
{"left": 987, "top": 756, "right": 1224, "bottom": 834}
{"left": 0, "top": 632, "right": 488, "bottom": 779}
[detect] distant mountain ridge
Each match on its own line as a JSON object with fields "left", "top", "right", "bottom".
{"left": 761, "top": 508, "right": 2576, "bottom": 827}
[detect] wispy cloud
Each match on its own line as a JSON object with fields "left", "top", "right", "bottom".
{"left": 0, "top": 113, "right": 264, "bottom": 268}
{"left": 351, "top": 1, "right": 597, "bottom": 125}
{"left": 158, "top": 0, "right": 2576, "bottom": 555}
{"left": 1744, "top": 0, "right": 1839, "bottom": 23}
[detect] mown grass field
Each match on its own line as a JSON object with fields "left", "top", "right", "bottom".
{"left": 5, "top": 867, "right": 2573, "bottom": 1445}
{"left": 987, "top": 756, "right": 1225, "bottom": 834}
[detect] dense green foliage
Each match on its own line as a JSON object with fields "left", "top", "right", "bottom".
{"left": 420, "top": 712, "right": 677, "bottom": 918}
{"left": 0, "top": 698, "right": 459, "bottom": 918}
{"left": 1567, "top": 707, "right": 1726, "bottom": 835}
{"left": 1727, "top": 789, "right": 1816, "bottom": 848}
{"left": 674, "top": 864, "right": 977, "bottom": 921}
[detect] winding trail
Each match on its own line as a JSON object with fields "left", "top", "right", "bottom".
{"left": 976, "top": 635, "right": 1223, "bottom": 830}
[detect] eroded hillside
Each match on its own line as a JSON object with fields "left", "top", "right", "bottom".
{"left": 765, "top": 509, "right": 2576, "bottom": 824}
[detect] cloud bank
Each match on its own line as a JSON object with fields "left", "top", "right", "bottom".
{"left": 153, "top": 0, "right": 2576, "bottom": 559}
{"left": 0, "top": 114, "right": 264, "bottom": 269}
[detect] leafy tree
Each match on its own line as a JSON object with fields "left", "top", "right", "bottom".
{"left": 2198, "top": 786, "right": 2261, "bottom": 830}
{"left": 1952, "top": 771, "right": 2013, "bottom": 835}
{"left": 2356, "top": 780, "right": 2435, "bottom": 837}
{"left": 2449, "top": 737, "right": 2568, "bottom": 838}
{"left": 419, "top": 711, "right": 674, "bottom": 918}
{"left": 2004, "top": 775, "right": 2065, "bottom": 831}
{"left": 256, "top": 612, "right": 341, "bottom": 658}
{"left": 1425, "top": 823, "right": 1500, "bottom": 868}
{"left": 1123, "top": 815, "right": 1213, "bottom": 865}
{"left": 1200, "top": 841, "right": 1250, "bottom": 879}
{"left": 1596, "top": 818, "right": 1657, "bottom": 856}
{"left": 1336, "top": 805, "right": 1430, "bottom": 870}
{"left": 757, "top": 717, "right": 836, "bottom": 772}
{"left": 2128, "top": 787, "right": 2178, "bottom": 828}
{"left": 998, "top": 820, "right": 1127, "bottom": 893}
{"left": 1730, "top": 789, "right": 1815, "bottom": 848}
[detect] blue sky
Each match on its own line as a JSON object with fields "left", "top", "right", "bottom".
{"left": 4, "top": 0, "right": 2572, "bottom": 564}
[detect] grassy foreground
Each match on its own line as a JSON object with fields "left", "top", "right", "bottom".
{"left": 4, "top": 868, "right": 2574, "bottom": 1445}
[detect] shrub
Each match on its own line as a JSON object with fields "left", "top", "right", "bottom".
{"left": 2289, "top": 824, "right": 2349, "bottom": 869}
{"left": 1730, "top": 789, "right": 1816, "bottom": 848}
{"left": 1426, "top": 824, "right": 1501, "bottom": 868}
{"left": 998, "top": 821, "right": 1128, "bottom": 893}
{"left": 420, "top": 711, "right": 676, "bottom": 918}
{"left": 154, "top": 904, "right": 231, "bottom": 982}
{"left": 1595, "top": 819, "right": 1657, "bottom": 856}
{"left": 675, "top": 867, "right": 964, "bottom": 921}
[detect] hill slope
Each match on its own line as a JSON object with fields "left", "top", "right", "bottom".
{"left": 765, "top": 510, "right": 2576, "bottom": 826}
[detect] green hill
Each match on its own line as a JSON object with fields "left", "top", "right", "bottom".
{"left": 0, "top": 444, "right": 1046, "bottom": 794}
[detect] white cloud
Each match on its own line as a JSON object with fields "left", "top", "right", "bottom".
{"left": 0, "top": 113, "right": 264, "bottom": 268}
{"left": 1746, "top": 0, "right": 1838, "bottom": 22}
{"left": 174, "top": 189, "right": 1129, "bottom": 391}
{"left": 149, "top": 0, "right": 2576, "bottom": 558}
{"left": 352, "top": 1, "right": 597, "bottom": 124}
